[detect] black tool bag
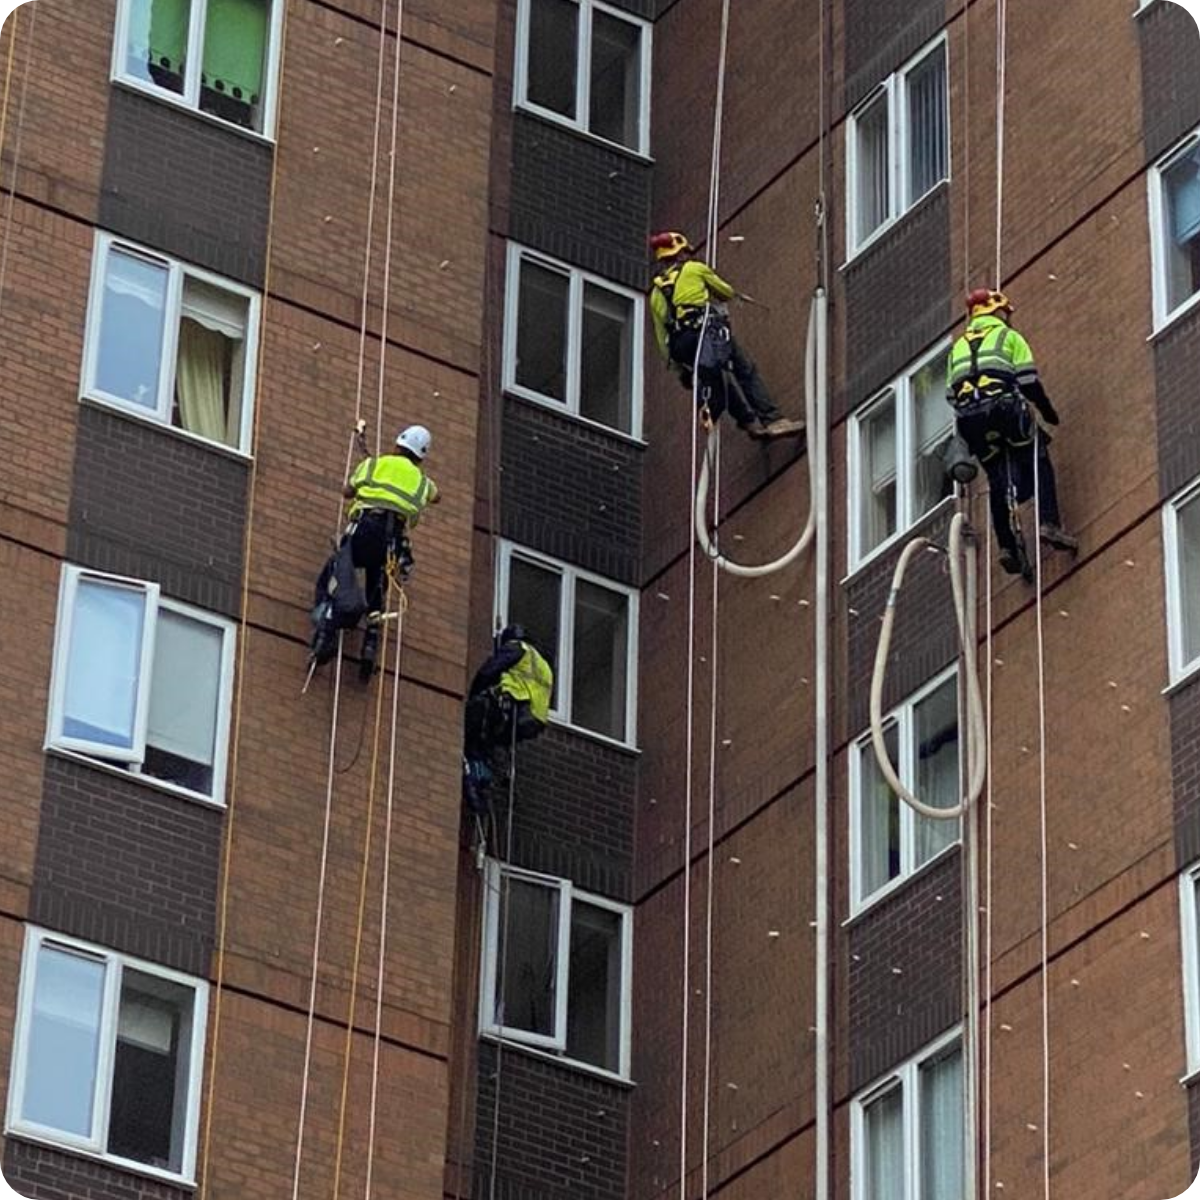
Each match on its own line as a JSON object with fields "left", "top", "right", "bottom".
{"left": 312, "top": 540, "right": 367, "bottom": 632}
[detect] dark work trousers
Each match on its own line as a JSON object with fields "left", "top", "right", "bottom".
{"left": 670, "top": 328, "right": 782, "bottom": 428}
{"left": 348, "top": 509, "right": 404, "bottom": 613}
{"left": 981, "top": 441, "right": 1062, "bottom": 555}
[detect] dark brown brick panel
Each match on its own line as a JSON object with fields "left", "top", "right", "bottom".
{"left": 500, "top": 398, "right": 643, "bottom": 586}
{"left": 843, "top": 504, "right": 960, "bottom": 735}
{"left": 68, "top": 404, "right": 249, "bottom": 617}
{"left": 510, "top": 115, "right": 653, "bottom": 290}
{"left": 1173, "top": 677, "right": 1200, "bottom": 868}
{"left": 1153, "top": 303, "right": 1200, "bottom": 500}
{"left": 3, "top": 1138, "right": 191, "bottom": 1200}
{"left": 498, "top": 725, "right": 637, "bottom": 901}
{"left": 31, "top": 755, "right": 222, "bottom": 977}
{"left": 847, "top": 849, "right": 962, "bottom": 1090}
{"left": 1190, "top": 1078, "right": 1200, "bottom": 1182}
{"left": 473, "top": 1043, "right": 630, "bottom": 1200}
{"left": 100, "top": 86, "right": 272, "bottom": 288}
{"left": 840, "top": 186, "right": 953, "bottom": 422}
{"left": 843, "top": 0, "right": 945, "bottom": 111}
{"left": 1139, "top": 0, "right": 1200, "bottom": 163}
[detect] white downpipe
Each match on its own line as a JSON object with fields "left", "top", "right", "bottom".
{"left": 813, "top": 286, "right": 830, "bottom": 1200}
{"left": 693, "top": 303, "right": 818, "bottom": 578}
{"left": 868, "top": 514, "right": 987, "bottom": 819}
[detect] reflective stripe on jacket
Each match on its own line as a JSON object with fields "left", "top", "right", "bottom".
{"left": 498, "top": 642, "right": 553, "bottom": 725}
{"left": 650, "top": 259, "right": 736, "bottom": 359}
{"left": 347, "top": 455, "right": 437, "bottom": 520}
{"left": 946, "top": 314, "right": 1040, "bottom": 406}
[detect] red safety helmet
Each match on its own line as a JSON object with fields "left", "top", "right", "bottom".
{"left": 650, "top": 230, "right": 692, "bottom": 261}
{"left": 966, "top": 287, "right": 1013, "bottom": 319}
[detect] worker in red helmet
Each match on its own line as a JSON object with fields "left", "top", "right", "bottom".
{"left": 946, "top": 289, "right": 1077, "bottom": 574}
{"left": 648, "top": 231, "right": 804, "bottom": 440}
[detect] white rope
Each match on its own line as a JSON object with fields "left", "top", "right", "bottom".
{"left": 994, "top": 0, "right": 1007, "bottom": 287}
{"left": 291, "top": 638, "right": 347, "bottom": 1200}
{"left": 868, "top": 513, "right": 987, "bottom": 819}
{"left": 983, "top": 502, "right": 995, "bottom": 1200}
{"left": 364, "top": 592, "right": 405, "bottom": 1200}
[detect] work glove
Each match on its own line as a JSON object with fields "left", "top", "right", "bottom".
{"left": 1037, "top": 398, "right": 1060, "bottom": 426}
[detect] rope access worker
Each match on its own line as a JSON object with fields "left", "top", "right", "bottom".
{"left": 462, "top": 625, "right": 553, "bottom": 816}
{"left": 648, "top": 231, "right": 804, "bottom": 440}
{"left": 310, "top": 424, "right": 440, "bottom": 676}
{"left": 947, "top": 289, "right": 1078, "bottom": 575}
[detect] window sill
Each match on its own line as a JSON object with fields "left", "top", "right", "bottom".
{"left": 79, "top": 394, "right": 254, "bottom": 464}
{"left": 842, "top": 179, "right": 951, "bottom": 270}
{"left": 1164, "top": 658, "right": 1200, "bottom": 698}
{"left": 479, "top": 1032, "right": 635, "bottom": 1088}
{"left": 111, "top": 76, "right": 275, "bottom": 146}
{"left": 841, "top": 494, "right": 957, "bottom": 585}
{"left": 4, "top": 1130, "right": 196, "bottom": 1190}
{"left": 549, "top": 717, "right": 641, "bottom": 756}
{"left": 842, "top": 841, "right": 961, "bottom": 927}
{"left": 505, "top": 389, "right": 648, "bottom": 448}
{"left": 513, "top": 102, "right": 653, "bottom": 164}
{"left": 1148, "top": 288, "right": 1200, "bottom": 343}
{"left": 45, "top": 745, "right": 227, "bottom": 812}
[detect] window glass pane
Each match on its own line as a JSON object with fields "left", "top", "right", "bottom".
{"left": 920, "top": 1046, "right": 963, "bottom": 1200}
{"left": 1179, "top": 494, "right": 1200, "bottom": 667}
{"left": 62, "top": 579, "right": 148, "bottom": 751}
{"left": 21, "top": 945, "right": 106, "bottom": 1137}
{"left": 566, "top": 902, "right": 622, "bottom": 1071}
{"left": 144, "top": 610, "right": 223, "bottom": 795}
{"left": 864, "top": 1084, "right": 904, "bottom": 1200}
{"left": 913, "top": 678, "right": 960, "bottom": 867}
{"left": 200, "top": 0, "right": 269, "bottom": 131}
{"left": 580, "top": 283, "right": 634, "bottom": 432}
{"left": 589, "top": 10, "right": 641, "bottom": 149}
{"left": 507, "top": 555, "right": 562, "bottom": 707}
{"left": 855, "top": 92, "right": 890, "bottom": 244}
{"left": 1163, "top": 144, "right": 1200, "bottom": 314}
{"left": 95, "top": 249, "right": 169, "bottom": 411}
{"left": 515, "top": 259, "right": 569, "bottom": 401}
{"left": 108, "top": 971, "right": 193, "bottom": 1174}
{"left": 124, "top": 0, "right": 189, "bottom": 94}
{"left": 912, "top": 358, "right": 954, "bottom": 518}
{"left": 526, "top": 0, "right": 578, "bottom": 118}
{"left": 571, "top": 579, "right": 628, "bottom": 740}
{"left": 859, "top": 393, "right": 897, "bottom": 555}
{"left": 176, "top": 277, "right": 248, "bottom": 447}
{"left": 494, "top": 876, "right": 560, "bottom": 1038}
{"left": 859, "top": 726, "right": 900, "bottom": 898}
{"left": 906, "top": 43, "right": 948, "bottom": 203}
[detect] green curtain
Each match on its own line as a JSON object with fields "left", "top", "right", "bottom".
{"left": 202, "top": 0, "right": 267, "bottom": 98}
{"left": 148, "top": 0, "right": 189, "bottom": 71}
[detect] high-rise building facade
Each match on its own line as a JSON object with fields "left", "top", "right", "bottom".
{"left": 1, "top": 2, "right": 1199, "bottom": 1200}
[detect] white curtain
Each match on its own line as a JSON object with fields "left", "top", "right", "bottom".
{"left": 856, "top": 93, "right": 890, "bottom": 243}
{"left": 914, "top": 678, "right": 959, "bottom": 865}
{"left": 860, "top": 730, "right": 900, "bottom": 897}
{"left": 864, "top": 1086, "right": 905, "bottom": 1200}
{"left": 920, "top": 1047, "right": 964, "bottom": 1200}
{"left": 1180, "top": 496, "right": 1200, "bottom": 665}
{"left": 862, "top": 394, "right": 897, "bottom": 553}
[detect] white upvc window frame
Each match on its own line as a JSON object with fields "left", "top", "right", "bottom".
{"left": 847, "top": 339, "right": 954, "bottom": 571}
{"left": 850, "top": 1029, "right": 964, "bottom": 1200}
{"left": 1164, "top": 477, "right": 1200, "bottom": 686}
{"left": 479, "top": 861, "right": 633, "bottom": 1080}
{"left": 513, "top": 0, "right": 652, "bottom": 157}
{"left": 502, "top": 242, "right": 645, "bottom": 440}
{"left": 81, "top": 233, "right": 260, "bottom": 456}
{"left": 1148, "top": 127, "right": 1200, "bottom": 333}
{"left": 1181, "top": 864, "right": 1200, "bottom": 1075}
{"left": 846, "top": 34, "right": 950, "bottom": 259}
{"left": 110, "top": 0, "right": 285, "bottom": 140}
{"left": 6, "top": 927, "right": 209, "bottom": 1185}
{"left": 45, "top": 565, "right": 236, "bottom": 807}
{"left": 496, "top": 540, "right": 639, "bottom": 748}
{"left": 848, "top": 666, "right": 961, "bottom": 915}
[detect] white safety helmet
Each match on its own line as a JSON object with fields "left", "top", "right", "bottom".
{"left": 395, "top": 424, "right": 431, "bottom": 460}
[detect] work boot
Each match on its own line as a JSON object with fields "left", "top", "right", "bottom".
{"left": 1039, "top": 523, "right": 1079, "bottom": 553}
{"left": 998, "top": 549, "right": 1024, "bottom": 575}
{"left": 359, "top": 625, "right": 380, "bottom": 681}
{"left": 761, "top": 417, "right": 805, "bottom": 438}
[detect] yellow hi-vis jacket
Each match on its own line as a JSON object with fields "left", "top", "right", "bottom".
{"left": 650, "top": 259, "right": 736, "bottom": 359}
{"left": 498, "top": 642, "right": 553, "bottom": 725}
{"left": 946, "top": 314, "right": 1040, "bottom": 407}
{"left": 346, "top": 454, "right": 438, "bottom": 521}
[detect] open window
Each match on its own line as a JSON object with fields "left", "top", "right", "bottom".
{"left": 480, "top": 862, "right": 631, "bottom": 1078}
{"left": 1164, "top": 478, "right": 1200, "bottom": 685}
{"left": 1150, "top": 128, "right": 1200, "bottom": 330}
{"left": 113, "top": 0, "right": 283, "bottom": 135}
{"left": 6, "top": 928, "right": 208, "bottom": 1182}
{"left": 46, "top": 566, "right": 236, "bottom": 804}
{"left": 83, "top": 234, "right": 259, "bottom": 453}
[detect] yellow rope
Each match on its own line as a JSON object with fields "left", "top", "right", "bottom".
{"left": 198, "top": 0, "right": 293, "bottom": 1191}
